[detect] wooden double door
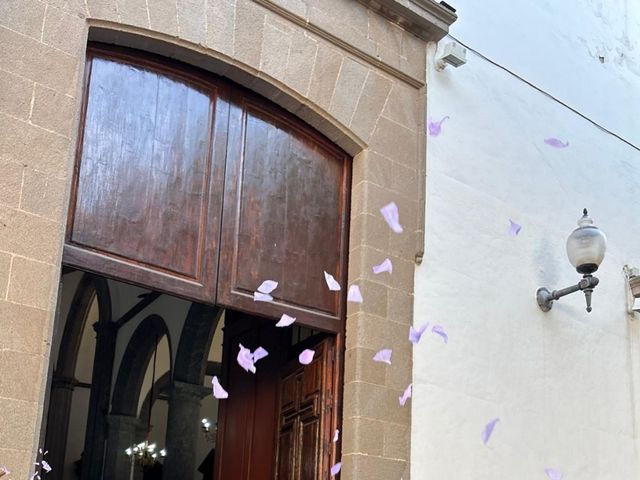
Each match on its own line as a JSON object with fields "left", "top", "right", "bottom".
{"left": 216, "top": 314, "right": 339, "bottom": 480}
{"left": 63, "top": 45, "right": 349, "bottom": 479}
{"left": 65, "top": 44, "right": 351, "bottom": 333}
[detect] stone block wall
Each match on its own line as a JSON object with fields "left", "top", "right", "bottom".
{"left": 0, "top": 0, "right": 453, "bottom": 477}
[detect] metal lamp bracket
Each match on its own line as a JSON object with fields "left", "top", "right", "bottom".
{"left": 536, "top": 275, "right": 600, "bottom": 312}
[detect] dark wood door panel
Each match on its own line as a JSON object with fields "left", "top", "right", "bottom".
{"left": 274, "top": 337, "right": 337, "bottom": 480}
{"left": 65, "top": 49, "right": 229, "bottom": 302}
{"left": 217, "top": 93, "right": 351, "bottom": 332}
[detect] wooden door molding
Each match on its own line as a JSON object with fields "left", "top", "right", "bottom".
{"left": 216, "top": 89, "right": 351, "bottom": 333}
{"left": 64, "top": 46, "right": 230, "bottom": 303}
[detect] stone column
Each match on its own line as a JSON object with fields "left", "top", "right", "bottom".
{"left": 163, "top": 381, "right": 210, "bottom": 479}
{"left": 81, "top": 321, "right": 117, "bottom": 480}
{"left": 103, "top": 414, "right": 144, "bottom": 480}
{"left": 43, "top": 375, "right": 76, "bottom": 480}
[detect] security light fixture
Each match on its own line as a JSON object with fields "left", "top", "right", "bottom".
{"left": 536, "top": 209, "right": 607, "bottom": 313}
{"left": 436, "top": 41, "right": 467, "bottom": 70}
{"left": 623, "top": 266, "right": 640, "bottom": 314}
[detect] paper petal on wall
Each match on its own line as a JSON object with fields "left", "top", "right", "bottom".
{"left": 508, "top": 219, "right": 522, "bottom": 236}
{"left": 0, "top": 466, "right": 10, "bottom": 478}
{"left": 333, "top": 429, "right": 340, "bottom": 442}
{"left": 40, "top": 461, "right": 51, "bottom": 474}
{"left": 399, "top": 383, "right": 413, "bottom": 406}
{"left": 257, "top": 280, "right": 278, "bottom": 294}
{"left": 253, "top": 347, "right": 269, "bottom": 362}
{"left": 428, "top": 116, "right": 449, "bottom": 136}
{"left": 481, "top": 418, "right": 500, "bottom": 445}
{"left": 380, "top": 202, "right": 404, "bottom": 233}
{"left": 276, "top": 313, "right": 296, "bottom": 327}
{"left": 237, "top": 343, "right": 256, "bottom": 373}
{"left": 330, "top": 462, "right": 342, "bottom": 476}
{"left": 347, "top": 285, "right": 363, "bottom": 303}
{"left": 544, "top": 468, "right": 563, "bottom": 480}
{"left": 373, "top": 348, "right": 392, "bottom": 364}
{"left": 431, "top": 325, "right": 448, "bottom": 344}
{"left": 409, "top": 323, "right": 429, "bottom": 344}
{"left": 324, "top": 271, "right": 342, "bottom": 291}
{"left": 299, "top": 349, "right": 315, "bottom": 365}
{"left": 253, "top": 292, "right": 273, "bottom": 302}
{"left": 372, "top": 258, "right": 393, "bottom": 275}
{"left": 212, "top": 376, "right": 229, "bottom": 399}
{"left": 544, "top": 138, "right": 569, "bottom": 148}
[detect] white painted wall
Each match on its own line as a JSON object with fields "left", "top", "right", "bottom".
{"left": 412, "top": 2, "right": 640, "bottom": 479}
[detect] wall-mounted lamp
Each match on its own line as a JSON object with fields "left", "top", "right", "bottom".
{"left": 623, "top": 266, "right": 640, "bottom": 314}
{"left": 536, "top": 209, "right": 607, "bottom": 313}
{"left": 436, "top": 41, "right": 467, "bottom": 71}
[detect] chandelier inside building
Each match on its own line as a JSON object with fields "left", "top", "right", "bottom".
{"left": 124, "top": 335, "right": 167, "bottom": 477}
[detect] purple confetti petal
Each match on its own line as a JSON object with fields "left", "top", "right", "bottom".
{"left": 299, "top": 349, "right": 315, "bottom": 365}
{"left": 333, "top": 429, "right": 340, "bottom": 442}
{"left": 481, "top": 418, "right": 500, "bottom": 445}
{"left": 330, "top": 462, "right": 342, "bottom": 476}
{"left": 508, "top": 219, "right": 522, "bottom": 236}
{"left": 372, "top": 258, "right": 393, "bottom": 275}
{"left": 380, "top": 202, "right": 404, "bottom": 233}
{"left": 253, "top": 346, "right": 269, "bottom": 362}
{"left": 409, "top": 323, "right": 429, "bottom": 344}
{"left": 347, "top": 285, "right": 363, "bottom": 303}
{"left": 276, "top": 313, "right": 296, "bottom": 327}
{"left": 253, "top": 292, "right": 273, "bottom": 302}
{"left": 373, "top": 348, "right": 392, "bottom": 364}
{"left": 237, "top": 344, "right": 256, "bottom": 373}
{"left": 399, "top": 383, "right": 412, "bottom": 406}
{"left": 324, "top": 271, "right": 342, "bottom": 291}
{"left": 0, "top": 466, "right": 10, "bottom": 477}
{"left": 257, "top": 280, "right": 278, "bottom": 294}
{"left": 40, "top": 461, "right": 51, "bottom": 474}
{"left": 544, "top": 138, "right": 569, "bottom": 148}
{"left": 428, "top": 116, "right": 449, "bottom": 136}
{"left": 431, "top": 325, "right": 448, "bottom": 344}
{"left": 544, "top": 468, "right": 563, "bottom": 480}
{"left": 212, "top": 376, "right": 229, "bottom": 399}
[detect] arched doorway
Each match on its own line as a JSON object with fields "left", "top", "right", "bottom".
{"left": 45, "top": 44, "right": 350, "bottom": 480}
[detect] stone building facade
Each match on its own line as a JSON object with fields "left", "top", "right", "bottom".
{"left": 0, "top": 0, "right": 456, "bottom": 478}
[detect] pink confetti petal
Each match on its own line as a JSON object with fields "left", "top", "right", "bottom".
{"left": 399, "top": 383, "right": 412, "bottom": 406}
{"left": 212, "top": 376, "right": 229, "bottom": 399}
{"left": 373, "top": 348, "right": 392, "bottom": 364}
{"left": 544, "top": 137, "right": 569, "bottom": 148}
{"left": 544, "top": 468, "right": 563, "bottom": 480}
{"left": 253, "top": 292, "right": 273, "bottom": 302}
{"left": 237, "top": 344, "right": 256, "bottom": 373}
{"left": 347, "top": 285, "right": 363, "bottom": 303}
{"left": 372, "top": 258, "right": 393, "bottom": 274}
{"left": 333, "top": 429, "right": 340, "bottom": 442}
{"left": 40, "top": 461, "right": 51, "bottom": 473}
{"left": 409, "top": 323, "right": 429, "bottom": 344}
{"left": 257, "top": 279, "right": 278, "bottom": 294}
{"left": 380, "top": 202, "right": 403, "bottom": 233}
{"left": 330, "top": 462, "right": 342, "bottom": 476}
{"left": 299, "top": 349, "right": 315, "bottom": 365}
{"left": 276, "top": 313, "right": 296, "bottom": 327}
{"left": 324, "top": 271, "right": 342, "bottom": 291}
{"left": 431, "top": 325, "right": 448, "bottom": 344}
{"left": 253, "top": 346, "right": 269, "bottom": 362}
{"left": 481, "top": 417, "right": 500, "bottom": 445}
{"left": 508, "top": 219, "right": 522, "bottom": 236}
{"left": 0, "top": 466, "right": 11, "bottom": 476}
{"left": 428, "top": 116, "right": 449, "bottom": 136}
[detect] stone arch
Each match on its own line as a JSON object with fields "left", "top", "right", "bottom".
{"left": 45, "top": 273, "right": 111, "bottom": 480}
{"left": 88, "top": 25, "right": 365, "bottom": 157}
{"left": 111, "top": 314, "right": 172, "bottom": 417}
{"left": 173, "top": 303, "right": 223, "bottom": 385}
